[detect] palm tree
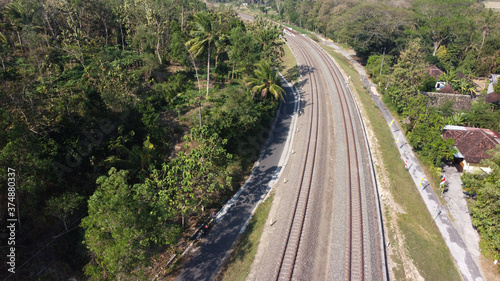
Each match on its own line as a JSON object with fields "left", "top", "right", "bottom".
{"left": 439, "top": 68, "right": 458, "bottom": 88}
{"left": 4, "top": 1, "right": 27, "bottom": 46}
{"left": 246, "top": 59, "right": 285, "bottom": 100}
{"left": 186, "top": 11, "right": 214, "bottom": 98}
{"left": 457, "top": 78, "right": 477, "bottom": 96}
{"left": 447, "top": 112, "right": 465, "bottom": 125}
{"left": 106, "top": 137, "right": 157, "bottom": 177}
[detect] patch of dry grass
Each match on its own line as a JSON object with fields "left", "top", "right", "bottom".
{"left": 215, "top": 194, "right": 274, "bottom": 281}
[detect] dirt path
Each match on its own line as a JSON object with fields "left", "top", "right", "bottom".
{"left": 442, "top": 165, "right": 481, "bottom": 264}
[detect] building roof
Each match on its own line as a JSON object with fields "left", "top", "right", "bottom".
{"left": 486, "top": 92, "right": 500, "bottom": 104}
{"left": 428, "top": 65, "right": 444, "bottom": 79}
{"left": 443, "top": 125, "right": 500, "bottom": 164}
{"left": 437, "top": 84, "right": 458, "bottom": 94}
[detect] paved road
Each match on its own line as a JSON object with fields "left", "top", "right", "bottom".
{"left": 175, "top": 76, "right": 298, "bottom": 281}
{"left": 319, "top": 37, "right": 485, "bottom": 281}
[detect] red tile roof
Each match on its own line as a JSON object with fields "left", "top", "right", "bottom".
{"left": 486, "top": 93, "right": 500, "bottom": 104}
{"left": 437, "top": 84, "right": 459, "bottom": 94}
{"left": 428, "top": 65, "right": 444, "bottom": 79}
{"left": 443, "top": 126, "right": 500, "bottom": 163}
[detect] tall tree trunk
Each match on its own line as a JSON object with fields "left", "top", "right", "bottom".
{"left": 103, "top": 19, "right": 108, "bottom": 45}
{"left": 206, "top": 42, "right": 211, "bottom": 97}
{"left": 188, "top": 50, "right": 203, "bottom": 131}
{"left": 43, "top": 11, "right": 56, "bottom": 41}
{"left": 181, "top": 5, "right": 184, "bottom": 32}
{"left": 432, "top": 40, "right": 440, "bottom": 56}
{"left": 156, "top": 26, "right": 162, "bottom": 64}
{"left": 16, "top": 31, "right": 22, "bottom": 46}
{"left": 120, "top": 25, "right": 125, "bottom": 50}
{"left": 478, "top": 26, "right": 489, "bottom": 58}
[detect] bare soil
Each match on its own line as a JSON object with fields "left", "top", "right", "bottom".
{"left": 480, "top": 254, "right": 500, "bottom": 281}
{"left": 483, "top": 1, "right": 500, "bottom": 10}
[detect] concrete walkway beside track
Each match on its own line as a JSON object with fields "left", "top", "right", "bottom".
{"left": 319, "top": 37, "right": 484, "bottom": 281}
{"left": 175, "top": 77, "right": 299, "bottom": 281}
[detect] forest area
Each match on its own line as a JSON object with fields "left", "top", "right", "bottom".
{"left": 243, "top": 0, "right": 500, "bottom": 271}
{"left": 0, "top": 0, "right": 287, "bottom": 279}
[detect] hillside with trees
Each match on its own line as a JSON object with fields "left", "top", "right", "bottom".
{"left": 0, "top": 0, "right": 286, "bottom": 279}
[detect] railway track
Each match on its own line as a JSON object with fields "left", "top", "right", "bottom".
{"left": 274, "top": 32, "right": 320, "bottom": 281}
{"left": 281, "top": 30, "right": 367, "bottom": 280}
{"left": 306, "top": 35, "right": 365, "bottom": 280}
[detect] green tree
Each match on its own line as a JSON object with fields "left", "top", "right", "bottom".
{"left": 186, "top": 11, "right": 215, "bottom": 97}
{"left": 414, "top": 0, "right": 471, "bottom": 56}
{"left": 4, "top": 1, "right": 28, "bottom": 46}
{"left": 446, "top": 112, "right": 466, "bottom": 126}
{"left": 455, "top": 78, "right": 477, "bottom": 95}
{"left": 404, "top": 95, "right": 455, "bottom": 166}
{"left": 328, "top": 4, "right": 414, "bottom": 60}
{"left": 169, "top": 20, "right": 189, "bottom": 66}
{"left": 45, "top": 192, "right": 84, "bottom": 230}
{"left": 439, "top": 68, "right": 459, "bottom": 86}
{"left": 466, "top": 145, "right": 500, "bottom": 266}
{"left": 477, "top": 9, "right": 496, "bottom": 57}
{"left": 366, "top": 54, "right": 393, "bottom": 79}
{"left": 387, "top": 38, "right": 428, "bottom": 113}
{"left": 252, "top": 18, "right": 285, "bottom": 63}
{"left": 212, "top": 8, "right": 240, "bottom": 71}
{"left": 81, "top": 168, "right": 180, "bottom": 280}
{"left": 156, "top": 127, "right": 232, "bottom": 226}
{"left": 228, "top": 26, "right": 259, "bottom": 79}
{"left": 246, "top": 59, "right": 285, "bottom": 100}
{"left": 463, "top": 100, "right": 500, "bottom": 131}
{"left": 106, "top": 136, "right": 158, "bottom": 178}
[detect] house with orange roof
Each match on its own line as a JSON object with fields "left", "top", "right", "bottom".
{"left": 442, "top": 125, "right": 500, "bottom": 173}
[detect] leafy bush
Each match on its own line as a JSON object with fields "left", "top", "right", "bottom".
{"left": 463, "top": 146, "right": 500, "bottom": 270}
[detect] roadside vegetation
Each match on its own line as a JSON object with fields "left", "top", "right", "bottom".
{"left": 216, "top": 194, "right": 274, "bottom": 281}
{"left": 214, "top": 42, "right": 296, "bottom": 280}
{"left": 0, "top": 0, "right": 287, "bottom": 279}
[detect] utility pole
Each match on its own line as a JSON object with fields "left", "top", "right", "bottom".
{"left": 380, "top": 47, "right": 386, "bottom": 75}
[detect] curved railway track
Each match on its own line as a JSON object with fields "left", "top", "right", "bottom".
{"left": 280, "top": 30, "right": 368, "bottom": 280}
{"left": 307, "top": 36, "right": 365, "bottom": 281}
{"left": 274, "top": 31, "right": 320, "bottom": 281}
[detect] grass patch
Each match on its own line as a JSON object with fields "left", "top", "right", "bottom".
{"left": 215, "top": 194, "right": 274, "bottom": 281}
{"left": 321, "top": 45, "right": 462, "bottom": 280}
{"left": 280, "top": 42, "right": 299, "bottom": 83}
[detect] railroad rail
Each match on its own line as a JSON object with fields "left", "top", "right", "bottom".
{"left": 281, "top": 29, "right": 369, "bottom": 280}
{"left": 309, "top": 33, "right": 365, "bottom": 281}
{"left": 274, "top": 32, "right": 320, "bottom": 281}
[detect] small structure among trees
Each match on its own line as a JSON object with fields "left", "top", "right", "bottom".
{"left": 423, "top": 92, "right": 472, "bottom": 111}
{"left": 486, "top": 92, "right": 500, "bottom": 108}
{"left": 442, "top": 125, "right": 500, "bottom": 173}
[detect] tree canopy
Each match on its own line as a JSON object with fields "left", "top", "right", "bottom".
{"left": 0, "top": 0, "right": 286, "bottom": 278}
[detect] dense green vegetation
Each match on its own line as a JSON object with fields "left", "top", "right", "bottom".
{"left": 0, "top": 0, "right": 286, "bottom": 279}
{"left": 462, "top": 145, "right": 500, "bottom": 264}
{"left": 262, "top": 0, "right": 500, "bottom": 75}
